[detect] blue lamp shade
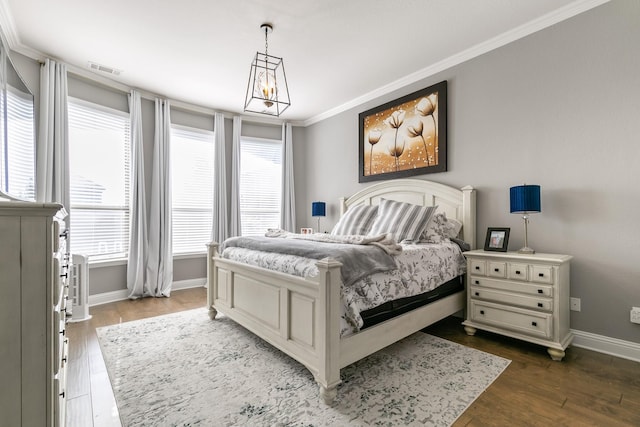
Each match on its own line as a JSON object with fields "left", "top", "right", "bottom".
{"left": 510, "top": 185, "right": 541, "bottom": 214}
{"left": 312, "top": 201, "right": 326, "bottom": 217}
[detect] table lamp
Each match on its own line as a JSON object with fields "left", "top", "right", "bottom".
{"left": 510, "top": 185, "right": 541, "bottom": 254}
{"left": 311, "top": 201, "right": 326, "bottom": 233}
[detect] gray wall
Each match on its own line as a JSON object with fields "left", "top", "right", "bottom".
{"left": 298, "top": 1, "right": 640, "bottom": 343}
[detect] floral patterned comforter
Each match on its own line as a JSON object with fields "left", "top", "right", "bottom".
{"left": 221, "top": 240, "right": 466, "bottom": 337}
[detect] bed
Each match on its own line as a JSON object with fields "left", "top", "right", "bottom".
{"left": 207, "top": 179, "right": 476, "bottom": 403}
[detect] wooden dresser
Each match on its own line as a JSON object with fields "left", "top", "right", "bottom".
{"left": 0, "top": 201, "right": 69, "bottom": 426}
{"left": 462, "top": 249, "right": 573, "bottom": 361}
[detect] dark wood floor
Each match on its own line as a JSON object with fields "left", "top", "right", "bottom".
{"left": 66, "top": 287, "right": 640, "bottom": 426}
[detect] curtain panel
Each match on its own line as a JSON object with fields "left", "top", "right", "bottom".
{"left": 126, "top": 90, "right": 148, "bottom": 298}
{"left": 144, "top": 98, "right": 173, "bottom": 297}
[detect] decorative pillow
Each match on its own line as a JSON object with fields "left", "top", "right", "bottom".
{"left": 446, "top": 217, "right": 463, "bottom": 238}
{"left": 421, "top": 212, "right": 462, "bottom": 243}
{"left": 330, "top": 205, "right": 378, "bottom": 236}
{"left": 367, "top": 199, "right": 437, "bottom": 242}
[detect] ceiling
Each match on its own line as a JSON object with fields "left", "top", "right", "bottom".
{"left": 0, "top": 0, "right": 604, "bottom": 125}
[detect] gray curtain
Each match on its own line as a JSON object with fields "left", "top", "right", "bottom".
{"left": 144, "top": 98, "right": 173, "bottom": 297}
{"left": 281, "top": 122, "right": 296, "bottom": 232}
{"left": 36, "top": 59, "right": 69, "bottom": 213}
{"left": 211, "top": 112, "right": 228, "bottom": 244}
{"left": 230, "top": 116, "right": 242, "bottom": 237}
{"left": 126, "top": 90, "right": 148, "bottom": 298}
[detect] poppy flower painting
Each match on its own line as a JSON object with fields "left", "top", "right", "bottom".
{"left": 359, "top": 81, "right": 447, "bottom": 182}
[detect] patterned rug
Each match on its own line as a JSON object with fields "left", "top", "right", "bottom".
{"left": 97, "top": 308, "right": 509, "bottom": 426}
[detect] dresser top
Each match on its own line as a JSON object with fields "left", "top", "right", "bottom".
{"left": 0, "top": 201, "right": 64, "bottom": 216}
{"left": 464, "top": 249, "right": 572, "bottom": 263}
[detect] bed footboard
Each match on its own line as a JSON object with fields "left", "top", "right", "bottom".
{"left": 206, "top": 242, "right": 343, "bottom": 403}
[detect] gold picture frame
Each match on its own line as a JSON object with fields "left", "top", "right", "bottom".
{"left": 359, "top": 80, "right": 447, "bottom": 182}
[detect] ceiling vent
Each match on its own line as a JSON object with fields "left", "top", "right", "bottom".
{"left": 87, "top": 61, "right": 121, "bottom": 76}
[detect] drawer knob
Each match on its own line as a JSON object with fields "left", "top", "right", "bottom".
{"left": 515, "top": 270, "right": 521, "bottom": 275}
{"left": 539, "top": 273, "right": 544, "bottom": 277}
{"left": 480, "top": 310, "right": 485, "bottom": 315}
{"left": 537, "top": 289, "right": 543, "bottom": 294}
{"left": 475, "top": 266, "right": 480, "bottom": 270}
{"left": 474, "top": 280, "right": 480, "bottom": 285}
{"left": 475, "top": 292, "right": 479, "bottom": 296}
{"left": 60, "top": 273, "right": 68, "bottom": 279}
{"left": 531, "top": 321, "right": 538, "bottom": 327}
{"left": 537, "top": 303, "right": 543, "bottom": 308}
{"left": 494, "top": 268, "right": 500, "bottom": 272}
{"left": 59, "top": 391, "right": 65, "bottom": 398}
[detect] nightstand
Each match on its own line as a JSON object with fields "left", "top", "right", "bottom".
{"left": 462, "top": 249, "right": 573, "bottom": 361}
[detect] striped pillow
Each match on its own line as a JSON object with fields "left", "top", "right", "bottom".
{"left": 368, "top": 199, "right": 437, "bottom": 242}
{"left": 331, "top": 205, "right": 378, "bottom": 236}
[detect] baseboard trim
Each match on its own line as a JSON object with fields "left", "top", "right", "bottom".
{"left": 571, "top": 329, "right": 640, "bottom": 363}
{"left": 88, "top": 278, "right": 206, "bottom": 307}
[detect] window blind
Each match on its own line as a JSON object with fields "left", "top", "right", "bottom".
{"left": 171, "top": 125, "right": 215, "bottom": 254}
{"left": 0, "top": 86, "right": 35, "bottom": 200}
{"left": 240, "top": 137, "right": 282, "bottom": 236}
{"left": 68, "top": 99, "right": 130, "bottom": 258}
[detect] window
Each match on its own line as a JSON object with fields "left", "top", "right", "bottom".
{"left": 239, "top": 137, "right": 282, "bottom": 236}
{"left": 171, "top": 125, "right": 215, "bottom": 254}
{"left": 68, "top": 98, "right": 130, "bottom": 258}
{"left": 0, "top": 86, "right": 35, "bottom": 200}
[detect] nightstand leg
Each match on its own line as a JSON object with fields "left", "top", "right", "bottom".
{"left": 464, "top": 325, "right": 477, "bottom": 336}
{"left": 547, "top": 348, "right": 565, "bottom": 361}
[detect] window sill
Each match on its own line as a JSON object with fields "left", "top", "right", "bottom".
{"left": 87, "top": 252, "right": 207, "bottom": 268}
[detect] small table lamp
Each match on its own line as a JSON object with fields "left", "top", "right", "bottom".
{"left": 510, "top": 185, "right": 541, "bottom": 254}
{"left": 311, "top": 201, "right": 326, "bottom": 233}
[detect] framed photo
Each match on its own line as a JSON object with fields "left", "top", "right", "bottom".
{"left": 484, "top": 227, "right": 510, "bottom": 252}
{"left": 300, "top": 227, "right": 313, "bottom": 235}
{"left": 359, "top": 80, "right": 447, "bottom": 183}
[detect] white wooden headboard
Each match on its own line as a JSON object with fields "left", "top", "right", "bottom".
{"left": 339, "top": 179, "right": 477, "bottom": 249}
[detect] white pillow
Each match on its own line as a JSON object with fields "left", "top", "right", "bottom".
{"left": 367, "top": 199, "right": 437, "bottom": 242}
{"left": 331, "top": 205, "right": 378, "bottom": 236}
{"left": 421, "top": 212, "right": 462, "bottom": 243}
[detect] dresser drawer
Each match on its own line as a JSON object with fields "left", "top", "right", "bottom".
{"left": 469, "top": 286, "right": 552, "bottom": 311}
{"left": 470, "top": 300, "right": 552, "bottom": 339}
{"left": 53, "top": 220, "right": 61, "bottom": 252}
{"left": 508, "top": 263, "right": 529, "bottom": 281}
{"left": 469, "top": 259, "right": 485, "bottom": 275}
{"left": 54, "top": 367, "right": 67, "bottom": 427}
{"left": 487, "top": 261, "right": 507, "bottom": 278}
{"left": 532, "top": 265, "right": 553, "bottom": 284}
{"left": 469, "top": 276, "right": 553, "bottom": 297}
{"left": 53, "top": 257, "right": 61, "bottom": 302}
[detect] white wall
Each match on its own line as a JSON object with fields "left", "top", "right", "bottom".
{"left": 297, "top": 0, "right": 640, "bottom": 343}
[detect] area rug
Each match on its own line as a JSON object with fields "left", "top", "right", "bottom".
{"left": 97, "top": 308, "right": 510, "bottom": 426}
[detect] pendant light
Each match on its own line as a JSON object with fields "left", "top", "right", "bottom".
{"left": 243, "top": 23, "right": 291, "bottom": 117}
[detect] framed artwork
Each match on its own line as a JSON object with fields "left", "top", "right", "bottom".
{"left": 484, "top": 227, "right": 510, "bottom": 252}
{"left": 359, "top": 80, "right": 447, "bottom": 183}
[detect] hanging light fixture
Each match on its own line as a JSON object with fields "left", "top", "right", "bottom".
{"left": 244, "top": 23, "right": 291, "bottom": 117}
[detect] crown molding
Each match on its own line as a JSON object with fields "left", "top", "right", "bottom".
{"left": 303, "top": 0, "right": 610, "bottom": 127}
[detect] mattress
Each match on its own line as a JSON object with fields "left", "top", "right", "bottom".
{"left": 221, "top": 240, "right": 467, "bottom": 337}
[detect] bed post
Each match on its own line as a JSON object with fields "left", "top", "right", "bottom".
{"left": 206, "top": 241, "right": 219, "bottom": 320}
{"left": 315, "top": 257, "right": 342, "bottom": 404}
{"left": 461, "top": 186, "right": 477, "bottom": 249}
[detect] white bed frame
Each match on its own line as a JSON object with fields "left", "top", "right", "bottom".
{"left": 207, "top": 179, "right": 476, "bottom": 403}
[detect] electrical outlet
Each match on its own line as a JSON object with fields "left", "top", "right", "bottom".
{"left": 570, "top": 297, "right": 581, "bottom": 312}
{"left": 631, "top": 307, "right": 640, "bottom": 324}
